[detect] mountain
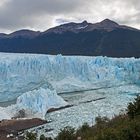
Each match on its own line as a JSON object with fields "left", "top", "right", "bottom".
{"left": 8, "top": 29, "right": 41, "bottom": 38}
{"left": 0, "top": 29, "right": 40, "bottom": 38}
{"left": 0, "top": 19, "right": 140, "bottom": 57}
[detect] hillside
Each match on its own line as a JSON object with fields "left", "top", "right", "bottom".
{"left": 0, "top": 19, "right": 140, "bottom": 57}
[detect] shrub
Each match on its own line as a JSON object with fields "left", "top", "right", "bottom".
{"left": 55, "top": 126, "right": 76, "bottom": 140}
{"left": 95, "top": 116, "right": 109, "bottom": 125}
{"left": 40, "top": 134, "right": 46, "bottom": 140}
{"left": 25, "top": 132, "right": 37, "bottom": 140}
{"left": 76, "top": 123, "right": 91, "bottom": 139}
{"left": 127, "top": 96, "right": 140, "bottom": 119}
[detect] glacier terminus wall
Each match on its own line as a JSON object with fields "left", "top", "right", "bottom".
{"left": 0, "top": 53, "right": 140, "bottom": 120}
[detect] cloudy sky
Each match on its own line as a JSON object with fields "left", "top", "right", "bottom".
{"left": 0, "top": 0, "right": 140, "bottom": 33}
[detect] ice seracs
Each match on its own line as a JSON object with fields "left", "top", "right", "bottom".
{"left": 17, "top": 88, "right": 68, "bottom": 119}
{"left": 0, "top": 53, "right": 140, "bottom": 120}
{"left": 0, "top": 54, "right": 139, "bottom": 98}
{"left": 0, "top": 88, "right": 67, "bottom": 120}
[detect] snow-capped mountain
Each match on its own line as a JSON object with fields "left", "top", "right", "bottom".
{"left": 0, "top": 53, "right": 140, "bottom": 119}
{"left": 0, "top": 19, "right": 140, "bottom": 57}
{"left": 45, "top": 20, "right": 91, "bottom": 34}
{"left": 43, "top": 19, "right": 139, "bottom": 34}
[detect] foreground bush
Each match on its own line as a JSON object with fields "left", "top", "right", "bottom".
{"left": 55, "top": 126, "right": 76, "bottom": 140}
{"left": 40, "top": 134, "right": 46, "bottom": 140}
{"left": 25, "top": 132, "right": 37, "bottom": 140}
{"left": 127, "top": 96, "right": 140, "bottom": 119}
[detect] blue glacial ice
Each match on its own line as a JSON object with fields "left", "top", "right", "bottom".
{"left": 0, "top": 53, "right": 140, "bottom": 120}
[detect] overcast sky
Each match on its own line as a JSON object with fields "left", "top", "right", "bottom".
{"left": 0, "top": 0, "right": 140, "bottom": 33}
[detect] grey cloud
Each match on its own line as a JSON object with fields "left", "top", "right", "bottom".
{"left": 0, "top": 0, "right": 140, "bottom": 33}
{"left": 0, "top": 0, "right": 86, "bottom": 31}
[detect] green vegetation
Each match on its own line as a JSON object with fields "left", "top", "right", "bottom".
{"left": 127, "top": 96, "right": 140, "bottom": 119}
{"left": 25, "top": 132, "right": 53, "bottom": 140}
{"left": 56, "top": 127, "right": 76, "bottom": 140}
{"left": 25, "top": 132, "right": 37, "bottom": 140}
{"left": 55, "top": 96, "right": 140, "bottom": 140}
{"left": 40, "top": 134, "right": 46, "bottom": 140}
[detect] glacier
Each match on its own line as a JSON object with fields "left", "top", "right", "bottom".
{"left": 0, "top": 53, "right": 140, "bottom": 120}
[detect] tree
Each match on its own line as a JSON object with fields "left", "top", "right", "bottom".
{"left": 25, "top": 132, "right": 37, "bottom": 140}
{"left": 127, "top": 96, "right": 140, "bottom": 119}
{"left": 46, "top": 137, "right": 53, "bottom": 140}
{"left": 55, "top": 126, "right": 76, "bottom": 140}
{"left": 40, "top": 134, "right": 46, "bottom": 140}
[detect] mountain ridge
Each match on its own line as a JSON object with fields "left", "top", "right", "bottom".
{"left": 1, "top": 19, "right": 139, "bottom": 37}
{"left": 0, "top": 19, "right": 140, "bottom": 57}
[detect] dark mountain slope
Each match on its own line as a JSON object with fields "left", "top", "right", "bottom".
{"left": 0, "top": 19, "right": 140, "bottom": 57}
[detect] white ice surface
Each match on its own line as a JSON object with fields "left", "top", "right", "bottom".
{"left": 0, "top": 107, "right": 12, "bottom": 120}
